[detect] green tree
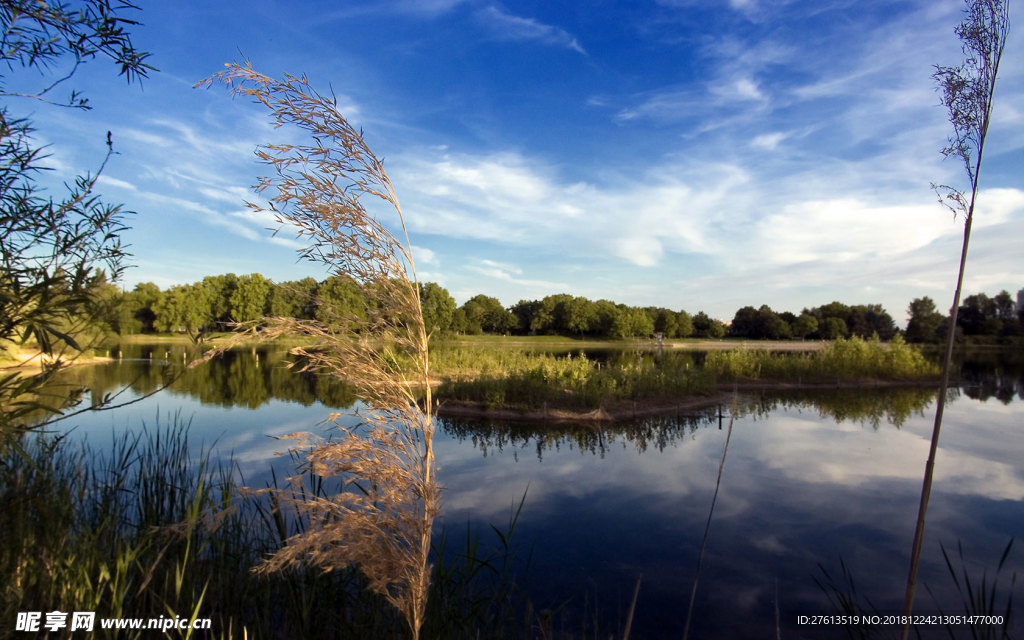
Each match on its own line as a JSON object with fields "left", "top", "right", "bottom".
{"left": 729, "top": 306, "right": 760, "bottom": 338}
{"left": 202, "top": 273, "right": 239, "bottom": 327}
{"left": 115, "top": 282, "right": 160, "bottom": 334}
{"left": 791, "top": 312, "right": 818, "bottom": 340}
{"left": 509, "top": 299, "right": 539, "bottom": 334}
{"left": 565, "top": 296, "right": 596, "bottom": 336}
{"left": 315, "top": 276, "right": 368, "bottom": 327}
{"left": 230, "top": 273, "right": 272, "bottom": 323}
{"left": 152, "top": 283, "right": 211, "bottom": 339}
{"left": 957, "top": 292, "right": 995, "bottom": 335}
{"left": 993, "top": 289, "right": 1015, "bottom": 320}
{"left": 451, "top": 307, "right": 471, "bottom": 334}
{"left": 675, "top": 310, "right": 694, "bottom": 338}
{"left": 418, "top": 282, "right": 456, "bottom": 336}
{"left": 819, "top": 316, "right": 849, "bottom": 340}
{"left": 269, "top": 277, "right": 318, "bottom": 319}
{"left": 461, "top": 294, "right": 515, "bottom": 334}
{"left": 905, "top": 297, "right": 943, "bottom": 343}
{"left": 692, "top": 311, "right": 724, "bottom": 339}
{"left": 610, "top": 307, "right": 652, "bottom": 339}
{"left": 651, "top": 307, "right": 678, "bottom": 338}
{"left": 589, "top": 299, "right": 620, "bottom": 337}
{"left": 528, "top": 294, "right": 569, "bottom": 334}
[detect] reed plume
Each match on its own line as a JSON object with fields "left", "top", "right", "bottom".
{"left": 199, "top": 62, "right": 438, "bottom": 640}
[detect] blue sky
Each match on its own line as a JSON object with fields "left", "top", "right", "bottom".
{"left": 20, "top": 0, "right": 1024, "bottom": 323}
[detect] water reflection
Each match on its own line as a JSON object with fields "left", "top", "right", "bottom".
{"left": 957, "top": 348, "right": 1024, "bottom": 404}
{"left": 38, "top": 345, "right": 1024, "bottom": 638}
{"left": 735, "top": 386, "right": 938, "bottom": 429}
{"left": 50, "top": 345, "right": 1024, "bottom": 421}
{"left": 58, "top": 345, "right": 358, "bottom": 411}
{"left": 441, "top": 411, "right": 717, "bottom": 459}
{"left": 434, "top": 396, "right": 1023, "bottom": 639}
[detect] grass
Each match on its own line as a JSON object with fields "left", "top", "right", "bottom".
{"left": 0, "top": 415, "right": 540, "bottom": 639}
{"left": 431, "top": 336, "right": 940, "bottom": 414}
{"left": 705, "top": 335, "right": 940, "bottom": 382}
{"left": 433, "top": 347, "right": 717, "bottom": 411}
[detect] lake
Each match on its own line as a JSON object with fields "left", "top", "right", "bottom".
{"left": 45, "top": 344, "right": 1024, "bottom": 638}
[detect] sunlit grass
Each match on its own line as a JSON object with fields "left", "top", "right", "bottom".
{"left": 432, "top": 337, "right": 940, "bottom": 413}
{"left": 705, "top": 335, "right": 941, "bottom": 382}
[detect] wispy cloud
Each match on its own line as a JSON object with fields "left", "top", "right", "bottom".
{"left": 475, "top": 6, "right": 586, "bottom": 54}
{"left": 395, "top": 149, "right": 744, "bottom": 267}
{"left": 412, "top": 245, "right": 439, "bottom": 266}
{"left": 97, "top": 175, "right": 139, "bottom": 191}
{"left": 467, "top": 259, "right": 568, "bottom": 290}
{"left": 616, "top": 69, "right": 771, "bottom": 125}
{"left": 750, "top": 131, "right": 787, "bottom": 150}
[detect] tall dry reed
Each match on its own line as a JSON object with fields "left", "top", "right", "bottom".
{"left": 902, "top": 1, "right": 1010, "bottom": 634}
{"left": 199, "top": 62, "right": 439, "bottom": 640}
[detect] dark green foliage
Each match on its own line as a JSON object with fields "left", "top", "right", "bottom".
{"left": 820, "top": 316, "right": 850, "bottom": 340}
{"left": 729, "top": 304, "right": 792, "bottom": 340}
{"left": 906, "top": 296, "right": 945, "bottom": 343}
{"left": 610, "top": 306, "right": 654, "bottom": 339}
{"left": 692, "top": 311, "right": 726, "bottom": 338}
{"left": 802, "top": 302, "right": 897, "bottom": 340}
{"left": 269, "top": 277, "right": 318, "bottom": 320}
{"left": 313, "top": 275, "right": 369, "bottom": 326}
{"left": 957, "top": 290, "right": 1024, "bottom": 338}
{"left": 791, "top": 312, "right": 818, "bottom": 339}
{"left": 460, "top": 294, "right": 516, "bottom": 335}
{"left": 676, "top": 309, "right": 694, "bottom": 338}
{"left": 113, "top": 282, "right": 161, "bottom": 334}
{"left": 509, "top": 299, "right": 540, "bottom": 334}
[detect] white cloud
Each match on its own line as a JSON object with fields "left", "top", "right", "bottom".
{"left": 476, "top": 6, "right": 586, "bottom": 54}
{"left": 754, "top": 200, "right": 949, "bottom": 265}
{"left": 198, "top": 185, "right": 251, "bottom": 205}
{"left": 97, "top": 175, "right": 138, "bottom": 191}
{"left": 466, "top": 258, "right": 567, "bottom": 290}
{"left": 395, "top": 149, "right": 748, "bottom": 269}
{"left": 412, "top": 245, "right": 438, "bottom": 266}
{"left": 712, "top": 76, "right": 764, "bottom": 102}
{"left": 750, "top": 131, "right": 787, "bottom": 150}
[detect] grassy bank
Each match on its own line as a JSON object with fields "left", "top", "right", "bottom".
{"left": 0, "top": 418, "right": 531, "bottom": 640}
{"left": 704, "top": 334, "right": 940, "bottom": 382}
{"left": 432, "top": 336, "right": 940, "bottom": 416}
{"left": 432, "top": 347, "right": 717, "bottom": 412}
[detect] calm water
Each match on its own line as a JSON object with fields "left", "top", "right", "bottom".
{"left": 47, "top": 345, "right": 1024, "bottom": 638}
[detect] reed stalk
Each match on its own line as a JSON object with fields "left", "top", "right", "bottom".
{"left": 683, "top": 395, "right": 737, "bottom": 640}
{"left": 199, "top": 62, "right": 439, "bottom": 640}
{"left": 902, "top": 3, "right": 1009, "bottom": 635}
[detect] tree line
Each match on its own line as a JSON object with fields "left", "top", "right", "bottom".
{"left": 90, "top": 272, "right": 1021, "bottom": 343}
{"left": 905, "top": 290, "right": 1024, "bottom": 342}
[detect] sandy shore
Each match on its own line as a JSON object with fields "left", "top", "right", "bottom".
{"left": 1, "top": 349, "right": 113, "bottom": 372}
